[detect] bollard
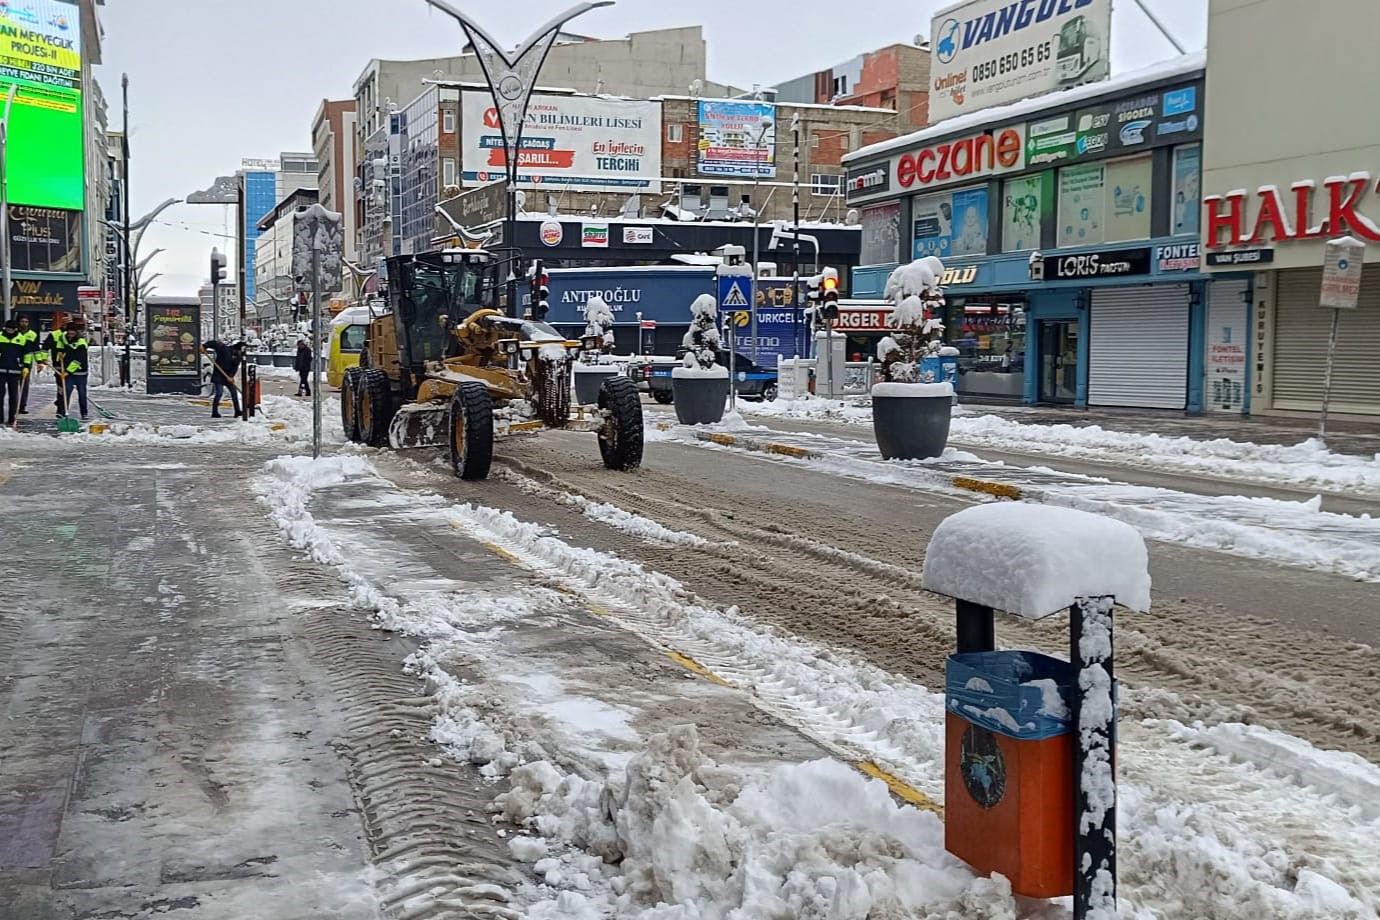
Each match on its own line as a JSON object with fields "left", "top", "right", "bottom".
{"left": 922, "top": 503, "right": 1150, "bottom": 919}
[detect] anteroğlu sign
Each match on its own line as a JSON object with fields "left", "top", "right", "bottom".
{"left": 1044, "top": 246, "right": 1152, "bottom": 279}
{"left": 929, "top": 0, "right": 1112, "bottom": 124}
{"left": 461, "top": 90, "right": 662, "bottom": 190}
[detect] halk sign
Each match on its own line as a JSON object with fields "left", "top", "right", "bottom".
{"left": 895, "top": 127, "right": 1026, "bottom": 191}
{"left": 462, "top": 91, "right": 662, "bottom": 190}
{"left": 1204, "top": 176, "right": 1380, "bottom": 251}
{"left": 930, "top": 0, "right": 1111, "bottom": 123}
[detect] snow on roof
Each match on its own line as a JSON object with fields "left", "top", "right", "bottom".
{"left": 654, "top": 94, "right": 895, "bottom": 115}
{"left": 518, "top": 213, "right": 859, "bottom": 230}
{"left": 845, "top": 50, "right": 1207, "bottom": 165}
{"left": 922, "top": 504, "right": 1151, "bottom": 619}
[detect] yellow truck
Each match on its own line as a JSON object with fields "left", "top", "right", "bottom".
{"left": 326, "top": 305, "right": 375, "bottom": 389}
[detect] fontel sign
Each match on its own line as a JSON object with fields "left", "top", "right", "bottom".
{"left": 894, "top": 126, "right": 1026, "bottom": 190}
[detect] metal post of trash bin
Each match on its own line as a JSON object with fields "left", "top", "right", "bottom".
{"left": 1070, "top": 595, "right": 1117, "bottom": 919}
{"left": 955, "top": 599, "right": 994, "bottom": 654}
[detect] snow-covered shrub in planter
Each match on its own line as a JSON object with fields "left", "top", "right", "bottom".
{"left": 872, "top": 257, "right": 953, "bottom": 460}
{"left": 573, "top": 294, "right": 620, "bottom": 405}
{"left": 671, "top": 293, "right": 729, "bottom": 425}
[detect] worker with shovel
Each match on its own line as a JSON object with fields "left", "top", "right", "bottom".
{"left": 15, "top": 315, "right": 38, "bottom": 415}
{"left": 57, "top": 318, "right": 91, "bottom": 421}
{"left": 202, "top": 339, "right": 245, "bottom": 419}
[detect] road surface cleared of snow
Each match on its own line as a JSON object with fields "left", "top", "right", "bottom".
{"left": 740, "top": 398, "right": 1380, "bottom": 499}
{"left": 256, "top": 453, "right": 1380, "bottom": 919}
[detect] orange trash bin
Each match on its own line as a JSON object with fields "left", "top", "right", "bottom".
{"left": 945, "top": 650, "right": 1075, "bottom": 899}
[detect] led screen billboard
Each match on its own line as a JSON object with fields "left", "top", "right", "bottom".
{"left": 0, "top": 0, "right": 84, "bottom": 211}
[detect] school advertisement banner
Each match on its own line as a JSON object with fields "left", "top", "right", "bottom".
{"left": 697, "top": 100, "right": 776, "bottom": 178}
{"left": 0, "top": 0, "right": 84, "bottom": 211}
{"left": 930, "top": 0, "right": 1111, "bottom": 124}
{"left": 462, "top": 91, "right": 661, "bottom": 190}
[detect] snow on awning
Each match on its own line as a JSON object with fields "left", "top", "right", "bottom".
{"left": 922, "top": 504, "right": 1151, "bottom": 619}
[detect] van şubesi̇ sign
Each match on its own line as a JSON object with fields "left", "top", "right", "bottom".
{"left": 930, "top": 0, "right": 1112, "bottom": 124}
{"left": 462, "top": 91, "right": 661, "bottom": 190}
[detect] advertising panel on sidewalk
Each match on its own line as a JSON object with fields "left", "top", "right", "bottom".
{"left": 697, "top": 100, "right": 776, "bottom": 178}
{"left": 0, "top": 0, "right": 85, "bottom": 211}
{"left": 146, "top": 301, "right": 202, "bottom": 379}
{"left": 462, "top": 91, "right": 661, "bottom": 190}
{"left": 930, "top": 0, "right": 1111, "bottom": 123}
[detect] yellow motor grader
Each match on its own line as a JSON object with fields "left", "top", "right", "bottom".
{"left": 340, "top": 248, "right": 643, "bottom": 480}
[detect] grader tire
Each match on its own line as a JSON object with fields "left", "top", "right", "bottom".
{"left": 449, "top": 382, "right": 494, "bottom": 481}
{"left": 341, "top": 368, "right": 363, "bottom": 443}
{"left": 357, "top": 369, "right": 394, "bottom": 446}
{"left": 598, "top": 376, "right": 644, "bottom": 471}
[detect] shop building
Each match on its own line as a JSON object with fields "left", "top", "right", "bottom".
{"left": 1200, "top": 0, "right": 1380, "bottom": 419}
{"left": 841, "top": 54, "right": 1211, "bottom": 411}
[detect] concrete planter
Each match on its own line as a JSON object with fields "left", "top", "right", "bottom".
{"left": 253, "top": 352, "right": 273, "bottom": 367}
{"left": 272, "top": 353, "right": 294, "bottom": 368}
{"left": 671, "top": 369, "right": 729, "bottom": 425}
{"left": 574, "top": 365, "right": 620, "bottom": 405}
{"left": 872, "top": 382, "right": 953, "bottom": 460}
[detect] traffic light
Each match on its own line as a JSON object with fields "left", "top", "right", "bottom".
{"left": 210, "top": 247, "right": 227, "bottom": 284}
{"left": 530, "top": 261, "right": 550, "bottom": 321}
{"left": 820, "top": 269, "right": 840, "bottom": 322}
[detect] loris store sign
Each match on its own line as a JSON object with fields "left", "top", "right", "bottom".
{"left": 1205, "top": 175, "right": 1380, "bottom": 250}
{"left": 847, "top": 126, "right": 1026, "bottom": 203}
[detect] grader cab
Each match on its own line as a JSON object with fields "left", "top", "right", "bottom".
{"left": 341, "top": 248, "right": 643, "bottom": 480}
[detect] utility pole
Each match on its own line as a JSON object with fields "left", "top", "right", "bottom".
{"left": 748, "top": 115, "right": 773, "bottom": 365}
{"left": 0, "top": 83, "right": 16, "bottom": 325}
{"left": 121, "top": 74, "right": 133, "bottom": 385}
{"left": 791, "top": 111, "right": 801, "bottom": 358}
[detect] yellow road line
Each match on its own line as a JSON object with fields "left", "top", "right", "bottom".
{"left": 664, "top": 650, "right": 731, "bottom": 687}
{"left": 481, "top": 541, "right": 524, "bottom": 565}
{"left": 855, "top": 761, "right": 945, "bottom": 815}
{"left": 506, "top": 420, "right": 546, "bottom": 433}
{"left": 764, "top": 443, "right": 813, "bottom": 459}
{"left": 952, "top": 476, "right": 1024, "bottom": 501}
{"left": 707, "top": 433, "right": 737, "bottom": 446}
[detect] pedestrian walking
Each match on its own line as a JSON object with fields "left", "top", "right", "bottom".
{"left": 202, "top": 339, "right": 245, "bottom": 419}
{"left": 294, "top": 339, "right": 313, "bottom": 397}
{"left": 58, "top": 319, "right": 91, "bottom": 420}
{"left": 15, "top": 315, "right": 38, "bottom": 415}
{"left": 0, "top": 317, "right": 25, "bottom": 426}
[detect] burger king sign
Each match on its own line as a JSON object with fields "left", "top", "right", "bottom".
{"left": 539, "top": 220, "right": 564, "bottom": 247}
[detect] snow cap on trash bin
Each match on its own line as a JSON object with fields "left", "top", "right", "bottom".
{"left": 922, "top": 503, "right": 1151, "bottom": 619}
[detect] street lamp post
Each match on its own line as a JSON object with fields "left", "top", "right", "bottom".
{"left": 423, "top": 0, "right": 613, "bottom": 316}
{"left": 748, "top": 116, "right": 774, "bottom": 365}
{"left": 792, "top": 112, "right": 802, "bottom": 358}
{"left": 1, "top": 83, "right": 17, "bottom": 325}
{"left": 121, "top": 74, "right": 132, "bottom": 383}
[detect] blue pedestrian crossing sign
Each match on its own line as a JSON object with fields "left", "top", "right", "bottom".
{"left": 719, "top": 275, "right": 751, "bottom": 309}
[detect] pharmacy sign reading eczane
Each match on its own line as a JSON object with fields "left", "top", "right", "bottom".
{"left": 462, "top": 91, "right": 662, "bottom": 190}
{"left": 930, "top": 0, "right": 1112, "bottom": 124}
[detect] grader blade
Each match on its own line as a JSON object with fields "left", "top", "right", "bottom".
{"left": 387, "top": 403, "right": 450, "bottom": 449}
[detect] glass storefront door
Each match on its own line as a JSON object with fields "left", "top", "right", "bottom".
{"left": 1039, "top": 320, "right": 1079, "bottom": 404}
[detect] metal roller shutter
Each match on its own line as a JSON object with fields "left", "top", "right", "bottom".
{"left": 1273, "top": 269, "right": 1380, "bottom": 416}
{"left": 1088, "top": 285, "right": 1191, "bottom": 409}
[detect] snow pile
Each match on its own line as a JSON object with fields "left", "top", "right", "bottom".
{"left": 496, "top": 725, "right": 1014, "bottom": 918}
{"left": 950, "top": 414, "right": 1380, "bottom": 497}
{"left": 922, "top": 503, "right": 1151, "bottom": 618}
{"left": 872, "top": 382, "right": 954, "bottom": 399}
{"left": 681, "top": 293, "right": 721, "bottom": 370}
{"left": 581, "top": 295, "right": 616, "bottom": 354}
{"left": 670, "top": 364, "right": 729, "bottom": 380}
{"left": 737, "top": 396, "right": 876, "bottom": 426}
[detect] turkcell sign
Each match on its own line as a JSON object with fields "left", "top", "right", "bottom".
{"left": 930, "top": 0, "right": 1112, "bottom": 123}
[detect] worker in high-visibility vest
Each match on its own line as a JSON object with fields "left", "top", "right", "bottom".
{"left": 14, "top": 315, "right": 38, "bottom": 414}
{"left": 57, "top": 318, "right": 90, "bottom": 420}
{"left": 0, "top": 317, "right": 26, "bottom": 424}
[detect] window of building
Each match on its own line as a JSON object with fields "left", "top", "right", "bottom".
{"left": 443, "top": 158, "right": 456, "bottom": 187}
{"left": 443, "top": 110, "right": 456, "bottom": 134}
{"left": 942, "top": 295, "right": 1027, "bottom": 378}
{"left": 832, "top": 75, "right": 848, "bottom": 98}
{"left": 912, "top": 186, "right": 989, "bottom": 259}
{"left": 811, "top": 173, "right": 844, "bottom": 196}
{"left": 1172, "top": 144, "right": 1201, "bottom": 237}
{"left": 1057, "top": 154, "right": 1153, "bottom": 247}
{"left": 1002, "top": 171, "right": 1052, "bottom": 252}
{"left": 666, "top": 123, "right": 684, "bottom": 143}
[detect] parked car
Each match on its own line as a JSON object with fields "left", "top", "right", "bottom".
{"left": 642, "top": 350, "right": 778, "bottom": 403}
{"left": 625, "top": 355, "right": 680, "bottom": 402}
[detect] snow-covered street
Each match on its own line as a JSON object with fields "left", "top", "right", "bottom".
{"left": 3, "top": 386, "right": 1378, "bottom": 918}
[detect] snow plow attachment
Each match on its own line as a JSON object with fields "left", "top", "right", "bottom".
{"left": 387, "top": 402, "right": 450, "bottom": 449}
